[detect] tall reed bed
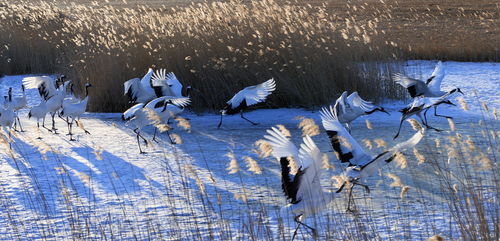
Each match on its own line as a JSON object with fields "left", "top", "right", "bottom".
{"left": 0, "top": 0, "right": 405, "bottom": 112}
{"left": 318, "top": 0, "right": 499, "bottom": 62}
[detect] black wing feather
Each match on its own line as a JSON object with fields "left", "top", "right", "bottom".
{"left": 407, "top": 85, "right": 418, "bottom": 98}
{"left": 425, "top": 76, "right": 435, "bottom": 85}
{"left": 325, "top": 130, "right": 355, "bottom": 166}
{"left": 280, "top": 157, "right": 304, "bottom": 204}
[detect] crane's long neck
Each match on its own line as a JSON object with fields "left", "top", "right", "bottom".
{"left": 161, "top": 100, "right": 172, "bottom": 112}
{"left": 185, "top": 86, "right": 192, "bottom": 98}
{"left": 85, "top": 85, "right": 90, "bottom": 97}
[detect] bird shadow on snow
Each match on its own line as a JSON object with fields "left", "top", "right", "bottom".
{"left": 2, "top": 136, "right": 164, "bottom": 214}
{"left": 70, "top": 146, "right": 165, "bottom": 195}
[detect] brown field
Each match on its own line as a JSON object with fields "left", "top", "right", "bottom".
{"left": 36, "top": 0, "right": 499, "bottom": 61}
{"left": 0, "top": 0, "right": 498, "bottom": 112}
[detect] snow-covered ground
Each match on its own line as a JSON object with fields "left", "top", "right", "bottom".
{"left": 0, "top": 61, "right": 497, "bottom": 240}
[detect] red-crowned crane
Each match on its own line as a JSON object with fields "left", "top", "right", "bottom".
{"left": 218, "top": 78, "right": 276, "bottom": 128}
{"left": 320, "top": 105, "right": 424, "bottom": 211}
{"left": 264, "top": 126, "right": 332, "bottom": 240}
{"left": 333, "top": 91, "right": 389, "bottom": 132}
{"left": 60, "top": 83, "right": 92, "bottom": 141}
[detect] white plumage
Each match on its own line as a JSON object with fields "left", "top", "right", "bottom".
{"left": 122, "top": 96, "right": 190, "bottom": 153}
{"left": 122, "top": 103, "right": 145, "bottom": 121}
{"left": 45, "top": 81, "right": 71, "bottom": 133}
{"left": 227, "top": 78, "right": 276, "bottom": 109}
{"left": 23, "top": 75, "right": 65, "bottom": 101}
{"left": 8, "top": 86, "right": 27, "bottom": 112}
{"left": 124, "top": 68, "right": 176, "bottom": 103}
{"left": 151, "top": 70, "right": 184, "bottom": 98}
{"left": 122, "top": 103, "right": 150, "bottom": 154}
{"left": 144, "top": 96, "right": 191, "bottom": 123}
{"left": 60, "top": 83, "right": 92, "bottom": 140}
{"left": 6, "top": 86, "right": 27, "bottom": 131}
{"left": 23, "top": 75, "right": 69, "bottom": 133}
{"left": 333, "top": 91, "right": 388, "bottom": 132}
{"left": 394, "top": 91, "right": 459, "bottom": 139}
{"left": 393, "top": 61, "right": 461, "bottom": 98}
{"left": 0, "top": 107, "right": 15, "bottom": 128}
{"left": 218, "top": 78, "right": 276, "bottom": 128}
{"left": 264, "top": 126, "right": 332, "bottom": 239}
{"left": 123, "top": 68, "right": 156, "bottom": 103}
{"left": 320, "top": 105, "right": 424, "bottom": 211}
{"left": 28, "top": 99, "right": 49, "bottom": 134}
{"left": 0, "top": 98, "right": 16, "bottom": 148}
{"left": 427, "top": 60, "right": 445, "bottom": 93}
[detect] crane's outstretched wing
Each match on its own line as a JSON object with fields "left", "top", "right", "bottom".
{"left": 146, "top": 96, "right": 191, "bottom": 110}
{"left": 264, "top": 126, "right": 302, "bottom": 203}
{"left": 165, "top": 72, "right": 184, "bottom": 97}
{"left": 151, "top": 69, "right": 177, "bottom": 97}
{"left": 347, "top": 91, "right": 376, "bottom": 112}
{"left": 124, "top": 78, "right": 143, "bottom": 102}
{"left": 228, "top": 78, "right": 276, "bottom": 108}
{"left": 23, "top": 76, "right": 57, "bottom": 100}
{"left": 333, "top": 91, "right": 348, "bottom": 116}
{"left": 141, "top": 68, "right": 154, "bottom": 86}
{"left": 296, "top": 135, "right": 325, "bottom": 202}
{"left": 168, "top": 96, "right": 191, "bottom": 108}
{"left": 320, "top": 105, "right": 373, "bottom": 166}
{"left": 122, "top": 103, "right": 145, "bottom": 120}
{"left": 393, "top": 73, "right": 428, "bottom": 98}
{"left": 360, "top": 128, "right": 424, "bottom": 177}
{"left": 264, "top": 126, "right": 299, "bottom": 161}
{"left": 124, "top": 69, "right": 156, "bottom": 103}
{"left": 426, "top": 61, "right": 445, "bottom": 92}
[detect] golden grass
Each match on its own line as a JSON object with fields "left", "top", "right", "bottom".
{"left": 0, "top": 0, "right": 497, "bottom": 113}
{"left": 1, "top": 0, "right": 404, "bottom": 112}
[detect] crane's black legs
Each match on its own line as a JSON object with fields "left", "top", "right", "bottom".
{"left": 68, "top": 121, "right": 75, "bottom": 141}
{"left": 133, "top": 128, "right": 148, "bottom": 154}
{"left": 346, "top": 183, "right": 370, "bottom": 212}
{"left": 75, "top": 120, "right": 91, "bottom": 135}
{"left": 434, "top": 105, "right": 453, "bottom": 119}
{"left": 42, "top": 118, "right": 51, "bottom": 132}
{"left": 217, "top": 113, "right": 223, "bottom": 129}
{"left": 393, "top": 116, "right": 405, "bottom": 139}
{"left": 420, "top": 111, "right": 442, "bottom": 132}
{"left": 240, "top": 111, "right": 259, "bottom": 125}
{"left": 218, "top": 111, "right": 259, "bottom": 128}
{"left": 50, "top": 112, "right": 58, "bottom": 134}
{"left": 347, "top": 185, "right": 356, "bottom": 212}
{"left": 36, "top": 120, "right": 43, "bottom": 139}
{"left": 166, "top": 130, "right": 176, "bottom": 144}
{"left": 292, "top": 215, "right": 317, "bottom": 241}
{"left": 152, "top": 129, "right": 159, "bottom": 143}
{"left": 292, "top": 222, "right": 301, "bottom": 241}
{"left": 136, "top": 133, "right": 144, "bottom": 154}
{"left": 14, "top": 116, "right": 25, "bottom": 132}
